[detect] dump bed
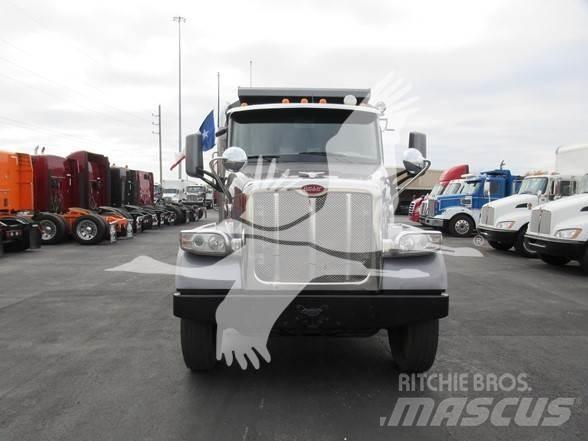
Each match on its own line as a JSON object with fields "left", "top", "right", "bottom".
{"left": 0, "top": 151, "right": 34, "bottom": 212}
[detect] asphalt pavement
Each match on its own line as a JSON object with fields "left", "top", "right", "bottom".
{"left": 1, "top": 214, "right": 587, "bottom": 441}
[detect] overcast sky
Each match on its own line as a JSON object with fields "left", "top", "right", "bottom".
{"left": 1, "top": 0, "right": 587, "bottom": 180}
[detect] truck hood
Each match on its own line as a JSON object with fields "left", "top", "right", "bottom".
{"left": 532, "top": 193, "right": 588, "bottom": 236}
{"left": 486, "top": 194, "right": 538, "bottom": 225}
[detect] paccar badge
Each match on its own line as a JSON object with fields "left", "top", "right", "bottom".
{"left": 301, "top": 184, "right": 326, "bottom": 197}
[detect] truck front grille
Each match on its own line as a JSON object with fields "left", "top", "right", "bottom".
{"left": 480, "top": 206, "right": 495, "bottom": 226}
{"left": 529, "top": 209, "right": 551, "bottom": 234}
{"left": 428, "top": 200, "right": 436, "bottom": 218}
{"left": 408, "top": 200, "right": 416, "bottom": 215}
{"left": 248, "top": 190, "right": 376, "bottom": 284}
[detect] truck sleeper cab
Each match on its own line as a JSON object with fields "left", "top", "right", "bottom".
{"left": 174, "top": 87, "right": 448, "bottom": 373}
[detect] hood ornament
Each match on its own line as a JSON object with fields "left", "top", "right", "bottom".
{"left": 298, "top": 171, "right": 326, "bottom": 179}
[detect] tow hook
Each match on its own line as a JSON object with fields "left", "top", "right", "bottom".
{"left": 295, "top": 304, "right": 329, "bottom": 328}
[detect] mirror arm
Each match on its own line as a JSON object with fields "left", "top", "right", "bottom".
{"left": 396, "top": 160, "right": 431, "bottom": 195}
{"left": 207, "top": 157, "right": 233, "bottom": 203}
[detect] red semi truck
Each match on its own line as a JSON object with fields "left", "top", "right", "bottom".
{"left": 408, "top": 164, "right": 469, "bottom": 223}
{"left": 32, "top": 152, "right": 130, "bottom": 245}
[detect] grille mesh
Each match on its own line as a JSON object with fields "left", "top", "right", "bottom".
{"left": 249, "top": 190, "right": 375, "bottom": 283}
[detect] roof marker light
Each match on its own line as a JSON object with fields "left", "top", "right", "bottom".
{"left": 300, "top": 98, "right": 309, "bottom": 103}
{"left": 319, "top": 98, "right": 327, "bottom": 104}
{"left": 282, "top": 98, "right": 290, "bottom": 104}
{"left": 240, "top": 102, "right": 248, "bottom": 107}
{"left": 343, "top": 94, "right": 357, "bottom": 105}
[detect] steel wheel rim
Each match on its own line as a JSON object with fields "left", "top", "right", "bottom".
{"left": 40, "top": 219, "right": 57, "bottom": 241}
{"left": 76, "top": 220, "right": 98, "bottom": 240}
{"left": 455, "top": 219, "right": 470, "bottom": 235}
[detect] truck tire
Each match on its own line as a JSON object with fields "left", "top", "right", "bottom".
{"left": 580, "top": 248, "right": 588, "bottom": 275}
{"left": 514, "top": 225, "right": 536, "bottom": 258}
{"left": 488, "top": 240, "right": 513, "bottom": 251}
{"left": 388, "top": 319, "right": 439, "bottom": 373}
{"left": 38, "top": 213, "right": 67, "bottom": 244}
{"left": 538, "top": 254, "right": 570, "bottom": 266}
{"left": 448, "top": 214, "right": 475, "bottom": 237}
{"left": 171, "top": 207, "right": 185, "bottom": 225}
{"left": 73, "top": 214, "right": 106, "bottom": 245}
{"left": 180, "top": 319, "right": 216, "bottom": 371}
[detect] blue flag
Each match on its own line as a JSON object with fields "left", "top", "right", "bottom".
{"left": 199, "top": 110, "right": 216, "bottom": 152}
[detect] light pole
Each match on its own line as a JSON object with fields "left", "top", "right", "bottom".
{"left": 173, "top": 16, "right": 186, "bottom": 179}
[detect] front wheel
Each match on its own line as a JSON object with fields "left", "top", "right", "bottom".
{"left": 580, "top": 249, "right": 588, "bottom": 275}
{"left": 180, "top": 319, "right": 217, "bottom": 371}
{"left": 448, "top": 214, "right": 475, "bottom": 237}
{"left": 488, "top": 240, "right": 513, "bottom": 251}
{"left": 388, "top": 320, "right": 439, "bottom": 373}
{"left": 539, "top": 254, "right": 570, "bottom": 266}
{"left": 514, "top": 226, "right": 537, "bottom": 258}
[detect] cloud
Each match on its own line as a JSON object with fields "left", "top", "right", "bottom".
{"left": 1, "top": 0, "right": 587, "bottom": 180}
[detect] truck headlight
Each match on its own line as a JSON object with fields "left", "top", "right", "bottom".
{"left": 554, "top": 228, "right": 582, "bottom": 240}
{"left": 383, "top": 231, "right": 442, "bottom": 256}
{"left": 180, "top": 228, "right": 243, "bottom": 256}
{"left": 496, "top": 221, "right": 515, "bottom": 230}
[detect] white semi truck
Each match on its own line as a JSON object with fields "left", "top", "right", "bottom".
{"left": 478, "top": 144, "right": 586, "bottom": 257}
{"left": 524, "top": 145, "right": 588, "bottom": 272}
{"left": 173, "top": 87, "right": 448, "bottom": 373}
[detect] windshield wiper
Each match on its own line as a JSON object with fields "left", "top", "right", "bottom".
{"left": 247, "top": 155, "right": 280, "bottom": 162}
{"left": 296, "top": 151, "right": 357, "bottom": 162}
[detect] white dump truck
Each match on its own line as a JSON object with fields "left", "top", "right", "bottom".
{"left": 173, "top": 87, "right": 448, "bottom": 373}
{"left": 478, "top": 145, "right": 586, "bottom": 257}
{"left": 524, "top": 145, "right": 588, "bottom": 272}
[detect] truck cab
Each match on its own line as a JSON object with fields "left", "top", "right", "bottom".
{"left": 173, "top": 87, "right": 448, "bottom": 374}
{"left": 421, "top": 169, "right": 522, "bottom": 237}
{"left": 478, "top": 174, "right": 580, "bottom": 256}
{"left": 184, "top": 183, "right": 206, "bottom": 206}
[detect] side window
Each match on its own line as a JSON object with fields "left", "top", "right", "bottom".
{"left": 559, "top": 181, "right": 575, "bottom": 197}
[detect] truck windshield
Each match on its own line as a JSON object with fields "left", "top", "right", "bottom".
{"left": 518, "top": 177, "right": 548, "bottom": 195}
{"left": 163, "top": 188, "right": 178, "bottom": 194}
{"left": 430, "top": 183, "right": 446, "bottom": 196}
{"left": 186, "top": 186, "right": 204, "bottom": 192}
{"left": 461, "top": 180, "right": 481, "bottom": 195}
{"left": 445, "top": 182, "right": 462, "bottom": 194}
{"left": 229, "top": 108, "right": 381, "bottom": 163}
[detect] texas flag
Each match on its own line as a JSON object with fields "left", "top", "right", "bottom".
{"left": 170, "top": 110, "right": 215, "bottom": 170}
{"left": 199, "top": 110, "right": 216, "bottom": 151}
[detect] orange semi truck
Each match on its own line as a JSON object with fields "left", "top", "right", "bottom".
{"left": 0, "top": 151, "right": 41, "bottom": 251}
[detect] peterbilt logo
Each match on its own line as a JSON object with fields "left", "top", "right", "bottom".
{"left": 300, "top": 184, "right": 326, "bottom": 197}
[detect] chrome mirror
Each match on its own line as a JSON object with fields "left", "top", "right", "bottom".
{"left": 222, "top": 146, "right": 248, "bottom": 172}
{"left": 403, "top": 148, "right": 425, "bottom": 174}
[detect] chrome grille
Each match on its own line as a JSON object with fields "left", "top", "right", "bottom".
{"left": 428, "top": 199, "right": 436, "bottom": 217}
{"left": 529, "top": 209, "right": 551, "bottom": 234}
{"left": 480, "top": 206, "right": 495, "bottom": 226}
{"left": 408, "top": 200, "right": 416, "bottom": 215}
{"left": 529, "top": 210, "right": 540, "bottom": 233}
{"left": 249, "top": 190, "right": 376, "bottom": 284}
{"left": 539, "top": 210, "right": 551, "bottom": 235}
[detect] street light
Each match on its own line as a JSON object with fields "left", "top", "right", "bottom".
{"left": 173, "top": 16, "right": 186, "bottom": 179}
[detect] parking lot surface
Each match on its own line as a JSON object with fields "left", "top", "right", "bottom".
{"left": 1, "top": 214, "right": 587, "bottom": 441}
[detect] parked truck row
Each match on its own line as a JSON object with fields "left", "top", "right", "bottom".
{"left": 0, "top": 149, "right": 207, "bottom": 254}
{"left": 412, "top": 144, "right": 588, "bottom": 273}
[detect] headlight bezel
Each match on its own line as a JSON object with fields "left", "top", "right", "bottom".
{"left": 496, "top": 221, "right": 516, "bottom": 230}
{"left": 554, "top": 228, "right": 582, "bottom": 240}
{"left": 180, "top": 223, "right": 243, "bottom": 256}
{"left": 383, "top": 230, "right": 442, "bottom": 257}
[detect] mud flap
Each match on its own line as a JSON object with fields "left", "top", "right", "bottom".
{"left": 126, "top": 222, "right": 133, "bottom": 238}
{"left": 110, "top": 225, "right": 117, "bottom": 243}
{"left": 28, "top": 224, "right": 42, "bottom": 249}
